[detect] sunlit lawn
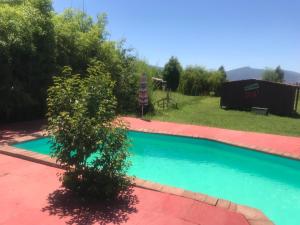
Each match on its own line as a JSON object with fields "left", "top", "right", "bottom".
{"left": 144, "top": 91, "right": 300, "bottom": 137}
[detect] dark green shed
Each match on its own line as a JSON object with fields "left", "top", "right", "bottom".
{"left": 220, "top": 79, "right": 299, "bottom": 116}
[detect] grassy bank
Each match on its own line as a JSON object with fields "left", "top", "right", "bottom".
{"left": 144, "top": 91, "right": 300, "bottom": 137}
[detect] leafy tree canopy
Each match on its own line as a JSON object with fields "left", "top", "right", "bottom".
{"left": 262, "top": 66, "right": 285, "bottom": 83}
{"left": 275, "top": 66, "right": 284, "bottom": 83}
{"left": 0, "top": 0, "right": 55, "bottom": 121}
{"left": 0, "top": 2, "right": 141, "bottom": 121}
{"left": 179, "top": 66, "right": 226, "bottom": 96}
{"left": 53, "top": 9, "right": 139, "bottom": 113}
{"left": 163, "top": 56, "right": 182, "bottom": 91}
{"left": 218, "top": 65, "right": 227, "bottom": 82}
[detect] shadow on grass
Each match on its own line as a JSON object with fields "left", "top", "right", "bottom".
{"left": 292, "top": 112, "right": 300, "bottom": 119}
{"left": 42, "top": 187, "right": 139, "bottom": 225}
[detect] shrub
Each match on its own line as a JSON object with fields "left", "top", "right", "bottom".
{"left": 47, "top": 62, "right": 131, "bottom": 200}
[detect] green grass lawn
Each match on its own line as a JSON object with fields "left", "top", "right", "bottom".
{"left": 144, "top": 91, "right": 300, "bottom": 137}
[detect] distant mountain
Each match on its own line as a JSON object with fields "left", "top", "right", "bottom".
{"left": 226, "top": 67, "right": 300, "bottom": 84}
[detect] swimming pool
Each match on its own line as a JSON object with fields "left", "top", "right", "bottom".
{"left": 12, "top": 131, "right": 300, "bottom": 225}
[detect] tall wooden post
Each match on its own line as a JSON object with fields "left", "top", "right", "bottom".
{"left": 295, "top": 87, "right": 299, "bottom": 113}
{"left": 138, "top": 73, "right": 148, "bottom": 117}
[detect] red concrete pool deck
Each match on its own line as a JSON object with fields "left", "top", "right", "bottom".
{"left": 0, "top": 118, "right": 288, "bottom": 225}
{"left": 123, "top": 117, "right": 300, "bottom": 160}
{"left": 0, "top": 154, "right": 249, "bottom": 225}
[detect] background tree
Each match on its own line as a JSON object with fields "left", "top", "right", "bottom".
{"left": 163, "top": 56, "right": 182, "bottom": 91}
{"left": 275, "top": 66, "right": 284, "bottom": 83}
{"left": 0, "top": 0, "right": 55, "bottom": 121}
{"left": 47, "top": 62, "right": 131, "bottom": 200}
{"left": 179, "top": 66, "right": 209, "bottom": 95}
{"left": 134, "top": 60, "right": 162, "bottom": 78}
{"left": 179, "top": 66, "right": 226, "bottom": 96}
{"left": 218, "top": 65, "right": 227, "bottom": 82}
{"left": 262, "top": 68, "right": 284, "bottom": 83}
{"left": 208, "top": 71, "right": 225, "bottom": 96}
{"left": 53, "top": 10, "right": 139, "bottom": 113}
{"left": 0, "top": 3, "right": 143, "bottom": 122}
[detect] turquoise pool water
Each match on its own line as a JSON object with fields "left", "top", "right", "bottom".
{"left": 13, "top": 131, "right": 300, "bottom": 225}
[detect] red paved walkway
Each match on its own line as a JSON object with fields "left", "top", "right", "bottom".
{"left": 123, "top": 117, "right": 300, "bottom": 159}
{"left": 0, "top": 154, "right": 248, "bottom": 225}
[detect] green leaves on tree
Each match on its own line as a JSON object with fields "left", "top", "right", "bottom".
{"left": 47, "top": 62, "right": 131, "bottom": 200}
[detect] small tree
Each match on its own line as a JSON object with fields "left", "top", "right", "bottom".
{"left": 47, "top": 62, "right": 131, "bottom": 200}
{"left": 163, "top": 56, "right": 182, "bottom": 91}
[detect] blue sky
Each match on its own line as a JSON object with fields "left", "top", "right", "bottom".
{"left": 53, "top": 0, "right": 300, "bottom": 72}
